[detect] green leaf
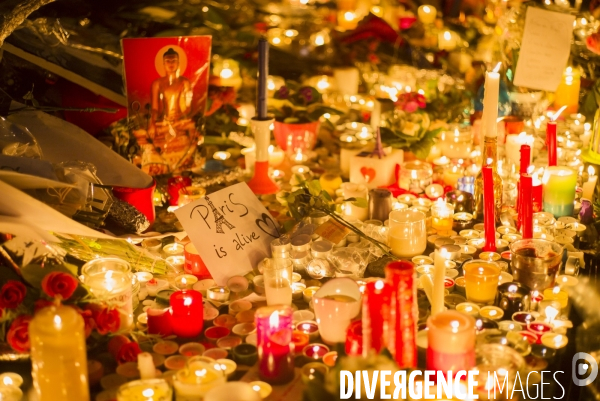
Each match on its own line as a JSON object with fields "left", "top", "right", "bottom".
{"left": 320, "top": 190, "right": 332, "bottom": 202}
{"left": 352, "top": 197, "right": 368, "bottom": 208}
{"left": 307, "top": 180, "right": 322, "bottom": 196}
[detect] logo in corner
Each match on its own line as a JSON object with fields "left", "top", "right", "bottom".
{"left": 573, "top": 352, "right": 598, "bottom": 386}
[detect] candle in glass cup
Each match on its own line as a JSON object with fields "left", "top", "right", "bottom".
{"left": 427, "top": 310, "right": 476, "bottom": 372}
{"left": 82, "top": 257, "right": 133, "bottom": 331}
{"left": 117, "top": 379, "right": 172, "bottom": 401}
{"left": 497, "top": 282, "right": 530, "bottom": 317}
{"left": 173, "top": 362, "right": 226, "bottom": 399}
{"left": 542, "top": 166, "right": 577, "bottom": 218}
{"left": 303, "top": 344, "right": 330, "bottom": 361}
{"left": 442, "top": 164, "right": 464, "bottom": 187}
{"left": 170, "top": 290, "right": 203, "bottom": 338}
{"left": 263, "top": 258, "right": 292, "bottom": 306}
{"left": 255, "top": 305, "right": 295, "bottom": 384}
{"left": 431, "top": 200, "right": 455, "bottom": 231}
{"left": 30, "top": 304, "right": 90, "bottom": 401}
{"left": 388, "top": 210, "right": 427, "bottom": 258}
{"left": 341, "top": 183, "right": 369, "bottom": 221}
{"left": 463, "top": 260, "right": 501, "bottom": 305}
{"left": 542, "top": 286, "right": 568, "bottom": 310}
{"left": 510, "top": 239, "right": 563, "bottom": 291}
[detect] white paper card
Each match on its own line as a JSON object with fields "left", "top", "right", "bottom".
{"left": 174, "top": 182, "right": 280, "bottom": 285}
{"left": 513, "top": 7, "right": 574, "bottom": 92}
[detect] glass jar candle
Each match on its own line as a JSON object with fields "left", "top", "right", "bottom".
{"left": 388, "top": 210, "right": 427, "bottom": 258}
{"left": 173, "top": 361, "right": 226, "bottom": 399}
{"left": 542, "top": 166, "right": 577, "bottom": 218}
{"left": 463, "top": 260, "right": 501, "bottom": 305}
{"left": 262, "top": 259, "right": 292, "bottom": 306}
{"left": 82, "top": 257, "right": 133, "bottom": 331}
{"left": 427, "top": 310, "right": 476, "bottom": 372}
{"left": 117, "top": 379, "right": 172, "bottom": 401}
{"left": 440, "top": 125, "right": 473, "bottom": 159}
{"left": 510, "top": 239, "right": 563, "bottom": 291}
{"left": 399, "top": 161, "right": 433, "bottom": 195}
{"left": 255, "top": 305, "right": 295, "bottom": 384}
{"left": 341, "top": 183, "right": 369, "bottom": 221}
{"left": 178, "top": 186, "right": 206, "bottom": 207}
{"left": 431, "top": 201, "right": 455, "bottom": 231}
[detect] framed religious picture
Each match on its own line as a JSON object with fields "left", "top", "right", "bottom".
{"left": 122, "top": 36, "right": 211, "bottom": 175}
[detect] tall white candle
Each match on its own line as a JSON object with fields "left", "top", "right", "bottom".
{"left": 582, "top": 165, "right": 597, "bottom": 201}
{"left": 137, "top": 352, "right": 156, "bottom": 380}
{"left": 481, "top": 65, "right": 500, "bottom": 138}
{"left": 432, "top": 248, "right": 449, "bottom": 315}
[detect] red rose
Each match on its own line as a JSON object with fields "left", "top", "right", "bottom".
{"left": 34, "top": 299, "right": 55, "bottom": 312}
{"left": 0, "top": 281, "right": 27, "bottom": 309}
{"left": 6, "top": 315, "right": 31, "bottom": 353}
{"left": 87, "top": 305, "right": 120, "bottom": 335}
{"left": 41, "top": 272, "right": 78, "bottom": 300}
{"left": 79, "top": 308, "right": 95, "bottom": 338}
{"left": 116, "top": 341, "right": 142, "bottom": 364}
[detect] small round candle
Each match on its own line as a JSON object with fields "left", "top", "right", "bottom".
{"left": 303, "top": 286, "right": 319, "bottom": 303}
{"left": 543, "top": 286, "right": 568, "bottom": 309}
{"left": 291, "top": 331, "right": 309, "bottom": 354}
{"left": 541, "top": 333, "right": 569, "bottom": 349}
{"left": 232, "top": 344, "right": 258, "bottom": 366}
{"left": 203, "top": 348, "right": 228, "bottom": 360}
{"left": 296, "top": 320, "right": 320, "bottom": 342}
{"left": 0, "top": 373, "right": 23, "bottom": 388}
{"left": 153, "top": 341, "right": 179, "bottom": 355}
{"left": 217, "top": 336, "right": 242, "bottom": 350}
{"left": 303, "top": 343, "right": 330, "bottom": 361}
{"left": 207, "top": 286, "right": 231, "bottom": 302}
{"left": 250, "top": 381, "right": 273, "bottom": 400}
{"left": 163, "top": 243, "right": 184, "bottom": 256}
{"left": 232, "top": 323, "right": 257, "bottom": 338}
{"left": 214, "top": 314, "right": 237, "bottom": 330}
{"left": 322, "top": 351, "right": 338, "bottom": 367}
{"left": 301, "top": 362, "right": 329, "bottom": 384}
{"left": 456, "top": 302, "right": 480, "bottom": 317}
{"left": 479, "top": 306, "right": 504, "bottom": 321}
{"left": 229, "top": 300, "right": 252, "bottom": 316}
{"left": 498, "top": 320, "right": 522, "bottom": 332}
{"left": 175, "top": 274, "right": 198, "bottom": 289}
{"left": 291, "top": 283, "right": 307, "bottom": 300}
{"left": 216, "top": 359, "right": 237, "bottom": 378}
{"left": 192, "top": 279, "right": 216, "bottom": 297}
{"left": 179, "top": 342, "right": 206, "bottom": 357}
{"left": 205, "top": 326, "right": 231, "bottom": 343}
{"left": 227, "top": 276, "right": 250, "bottom": 293}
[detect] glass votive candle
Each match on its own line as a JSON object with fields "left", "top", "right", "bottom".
{"left": 296, "top": 321, "right": 320, "bottom": 342}
{"left": 479, "top": 306, "right": 504, "bottom": 321}
{"left": 173, "top": 362, "right": 226, "bottom": 399}
{"left": 399, "top": 160, "right": 433, "bottom": 195}
{"left": 117, "top": 379, "right": 172, "bottom": 401}
{"left": 301, "top": 362, "right": 328, "bottom": 384}
{"left": 456, "top": 302, "right": 480, "bottom": 317}
{"left": 510, "top": 239, "right": 564, "bottom": 291}
{"left": 255, "top": 305, "right": 295, "bottom": 384}
{"left": 388, "top": 210, "right": 427, "bottom": 258}
{"left": 452, "top": 212, "right": 474, "bottom": 232}
{"left": 207, "top": 286, "right": 231, "bottom": 302}
{"left": 463, "top": 260, "right": 501, "bottom": 305}
{"left": 431, "top": 201, "right": 455, "bottom": 231}
{"left": 302, "top": 344, "right": 330, "bottom": 361}
{"left": 427, "top": 310, "right": 476, "bottom": 372}
{"left": 497, "top": 282, "right": 530, "bottom": 317}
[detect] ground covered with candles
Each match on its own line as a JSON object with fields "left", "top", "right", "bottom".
{"left": 1, "top": 0, "right": 600, "bottom": 400}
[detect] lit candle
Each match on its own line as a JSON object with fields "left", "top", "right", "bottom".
{"left": 442, "top": 164, "right": 464, "bottom": 187}
{"left": 417, "top": 5, "right": 437, "bottom": 24}
{"left": 296, "top": 321, "right": 320, "bottom": 342}
{"left": 582, "top": 165, "right": 598, "bottom": 201}
{"left": 542, "top": 166, "right": 577, "bottom": 217}
{"left": 175, "top": 274, "right": 198, "bottom": 289}
{"left": 554, "top": 66, "right": 581, "bottom": 114}
{"left": 541, "top": 333, "right": 569, "bottom": 349}
{"left": 82, "top": 258, "right": 133, "bottom": 331}
{"left": 456, "top": 302, "right": 480, "bottom": 317}
{"left": 431, "top": 200, "right": 455, "bottom": 231}
{"left": 438, "top": 31, "right": 456, "bottom": 51}
{"left": 255, "top": 306, "right": 295, "bottom": 384}
{"left": 497, "top": 282, "right": 530, "bottom": 317}
{"left": 341, "top": 183, "right": 369, "bottom": 221}
{"left": 291, "top": 331, "right": 309, "bottom": 354}
{"left": 250, "top": 381, "right": 272, "bottom": 400}
{"left": 463, "top": 260, "right": 501, "bottom": 305}
{"left": 520, "top": 173, "right": 533, "bottom": 239}
{"left": 506, "top": 133, "right": 534, "bottom": 167}
{"left": 388, "top": 210, "right": 427, "bottom": 258}
{"left": 542, "top": 286, "right": 568, "bottom": 310}
{"left": 482, "top": 64, "right": 501, "bottom": 139}
{"left": 173, "top": 362, "right": 226, "bottom": 399}
{"left": 302, "top": 343, "right": 330, "bottom": 361}
{"left": 338, "top": 10, "right": 358, "bottom": 30}
{"left": 546, "top": 108, "right": 565, "bottom": 167}
{"left": 319, "top": 172, "right": 343, "bottom": 197}
{"left": 322, "top": 351, "right": 338, "bottom": 367}
{"left": 116, "top": 379, "right": 172, "bottom": 401}
{"left": 362, "top": 280, "right": 390, "bottom": 354}
{"left": 170, "top": 290, "right": 203, "bottom": 338}
{"left": 479, "top": 306, "right": 504, "bottom": 321}
{"left": 30, "top": 304, "right": 90, "bottom": 401}
{"left": 207, "top": 286, "right": 231, "bottom": 302}
{"left": 427, "top": 310, "right": 475, "bottom": 372}
{"left": 163, "top": 242, "right": 184, "bottom": 256}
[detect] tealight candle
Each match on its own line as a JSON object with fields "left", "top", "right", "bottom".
{"left": 301, "top": 362, "right": 329, "bottom": 384}
{"left": 217, "top": 336, "right": 242, "bottom": 350}
{"left": 442, "top": 164, "right": 464, "bottom": 187}
{"left": 479, "top": 306, "right": 504, "bottom": 321}
{"left": 214, "top": 314, "right": 237, "bottom": 330}
{"left": 456, "top": 302, "right": 480, "bottom": 317}
{"left": 207, "top": 286, "right": 231, "bottom": 302}
{"left": 116, "top": 379, "right": 172, "bottom": 401}
{"left": 166, "top": 256, "right": 185, "bottom": 271}
{"left": 322, "top": 351, "right": 338, "bottom": 367}
{"left": 303, "top": 286, "right": 319, "bottom": 303}
{"left": 227, "top": 276, "right": 250, "bottom": 294}
{"left": 303, "top": 344, "right": 330, "bottom": 361}
{"left": 296, "top": 320, "right": 320, "bottom": 342}
{"left": 542, "top": 286, "right": 568, "bottom": 310}
{"left": 0, "top": 373, "right": 23, "bottom": 388}
{"left": 498, "top": 321, "right": 522, "bottom": 332}
{"left": 556, "top": 275, "right": 578, "bottom": 288}
{"left": 250, "top": 381, "right": 273, "bottom": 400}
{"left": 135, "top": 272, "right": 154, "bottom": 287}
{"left": 175, "top": 274, "right": 198, "bottom": 289}
{"left": 541, "top": 333, "right": 569, "bottom": 349}
{"left": 291, "top": 282, "right": 307, "bottom": 300}
{"left": 172, "top": 362, "right": 226, "bottom": 399}
{"left": 232, "top": 344, "right": 258, "bottom": 366}
{"left": 228, "top": 300, "right": 252, "bottom": 316}
{"left": 431, "top": 201, "right": 455, "bottom": 231}
{"left": 163, "top": 243, "right": 184, "bottom": 256}
{"left": 193, "top": 279, "right": 216, "bottom": 297}
{"left": 291, "top": 331, "right": 309, "bottom": 354}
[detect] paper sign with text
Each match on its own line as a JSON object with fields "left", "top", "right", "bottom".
{"left": 174, "top": 182, "right": 280, "bottom": 285}
{"left": 314, "top": 219, "right": 351, "bottom": 244}
{"left": 513, "top": 7, "right": 574, "bottom": 91}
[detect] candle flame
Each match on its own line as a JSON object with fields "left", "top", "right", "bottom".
{"left": 450, "top": 320, "right": 460, "bottom": 333}
{"left": 493, "top": 62, "right": 502, "bottom": 73}
{"left": 423, "top": 5, "right": 431, "bottom": 13}
{"left": 269, "top": 311, "right": 280, "bottom": 328}
{"left": 588, "top": 166, "right": 596, "bottom": 177}
{"left": 553, "top": 286, "right": 560, "bottom": 295}
{"left": 527, "top": 165, "right": 535, "bottom": 174}
{"left": 554, "top": 335, "right": 563, "bottom": 346}
{"left": 181, "top": 277, "right": 187, "bottom": 285}
{"left": 253, "top": 385, "right": 261, "bottom": 392}
{"left": 443, "top": 31, "right": 451, "bottom": 40}
{"left": 375, "top": 280, "right": 385, "bottom": 290}
{"left": 508, "top": 284, "right": 517, "bottom": 293}
{"left": 551, "top": 106, "right": 567, "bottom": 122}
{"left": 142, "top": 389, "right": 155, "bottom": 397}
{"left": 184, "top": 296, "right": 192, "bottom": 306}
{"left": 54, "top": 315, "right": 62, "bottom": 329}
{"left": 486, "top": 158, "right": 493, "bottom": 166}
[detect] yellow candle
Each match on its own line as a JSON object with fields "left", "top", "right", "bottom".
{"left": 463, "top": 260, "right": 501, "bottom": 304}
{"left": 479, "top": 306, "right": 504, "bottom": 321}
{"left": 319, "top": 172, "right": 343, "bottom": 197}
{"left": 417, "top": 5, "right": 437, "bottom": 24}
{"left": 442, "top": 165, "right": 464, "bottom": 187}
{"left": 543, "top": 286, "right": 568, "bottom": 309}
{"left": 431, "top": 201, "right": 454, "bottom": 231}
{"left": 29, "top": 304, "right": 90, "bottom": 401}
{"left": 117, "top": 379, "right": 172, "bottom": 401}
{"left": 554, "top": 67, "right": 581, "bottom": 114}
{"left": 338, "top": 10, "right": 358, "bottom": 30}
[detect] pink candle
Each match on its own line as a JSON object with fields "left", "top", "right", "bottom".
{"left": 482, "top": 164, "right": 496, "bottom": 252}
{"left": 385, "top": 261, "right": 417, "bottom": 368}
{"left": 345, "top": 320, "right": 362, "bottom": 356}
{"left": 362, "top": 280, "right": 390, "bottom": 355}
{"left": 170, "top": 290, "right": 203, "bottom": 338}
{"left": 255, "top": 305, "right": 295, "bottom": 384}
{"left": 520, "top": 174, "right": 533, "bottom": 239}
{"left": 427, "top": 310, "right": 475, "bottom": 373}
{"left": 517, "top": 145, "right": 531, "bottom": 230}
{"left": 547, "top": 121, "right": 557, "bottom": 167}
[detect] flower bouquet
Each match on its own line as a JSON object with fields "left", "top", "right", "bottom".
{"left": 379, "top": 93, "right": 442, "bottom": 160}
{"left": 268, "top": 83, "right": 342, "bottom": 150}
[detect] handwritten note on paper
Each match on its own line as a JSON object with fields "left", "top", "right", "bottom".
{"left": 174, "top": 182, "right": 280, "bottom": 285}
{"left": 513, "top": 7, "right": 575, "bottom": 92}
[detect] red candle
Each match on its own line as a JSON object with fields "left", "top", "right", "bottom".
{"left": 167, "top": 176, "right": 192, "bottom": 206}
{"left": 147, "top": 307, "right": 173, "bottom": 336}
{"left": 184, "top": 243, "right": 212, "bottom": 279}
{"left": 362, "top": 280, "right": 390, "bottom": 354}
{"left": 255, "top": 305, "right": 295, "bottom": 384}
{"left": 384, "top": 261, "right": 417, "bottom": 368}
{"left": 291, "top": 331, "right": 309, "bottom": 354}
{"left": 520, "top": 174, "right": 533, "bottom": 239}
{"left": 345, "top": 320, "right": 363, "bottom": 356}
{"left": 302, "top": 343, "right": 330, "bottom": 360}
{"left": 170, "top": 290, "right": 203, "bottom": 338}
{"left": 482, "top": 164, "right": 496, "bottom": 252}
{"left": 532, "top": 177, "right": 543, "bottom": 213}
{"left": 547, "top": 121, "right": 557, "bottom": 167}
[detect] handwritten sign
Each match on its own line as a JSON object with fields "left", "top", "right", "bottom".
{"left": 513, "top": 7, "right": 574, "bottom": 91}
{"left": 174, "top": 182, "right": 280, "bottom": 285}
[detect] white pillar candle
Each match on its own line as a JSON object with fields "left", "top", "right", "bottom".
{"left": 137, "top": 352, "right": 156, "bottom": 380}
{"left": 482, "top": 66, "right": 500, "bottom": 138}
{"left": 334, "top": 67, "right": 360, "bottom": 96}
{"left": 432, "top": 248, "right": 450, "bottom": 315}
{"left": 582, "top": 165, "right": 597, "bottom": 201}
